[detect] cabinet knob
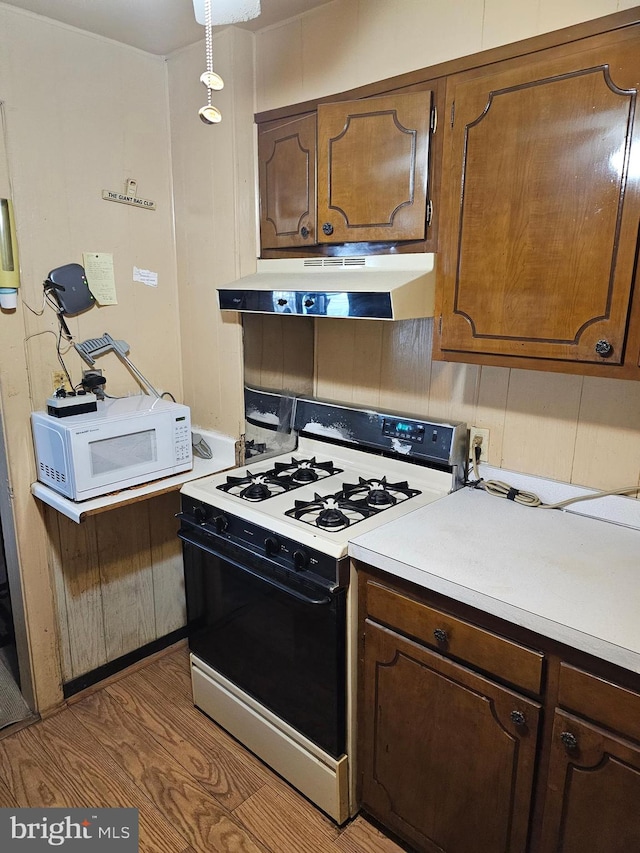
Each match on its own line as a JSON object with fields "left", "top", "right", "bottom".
{"left": 560, "top": 731, "right": 578, "bottom": 751}
{"left": 322, "top": 222, "right": 334, "bottom": 236}
{"left": 595, "top": 339, "right": 613, "bottom": 357}
{"left": 433, "top": 628, "right": 447, "bottom": 644}
{"left": 510, "top": 710, "right": 526, "bottom": 727}
{"left": 300, "top": 226, "right": 310, "bottom": 239}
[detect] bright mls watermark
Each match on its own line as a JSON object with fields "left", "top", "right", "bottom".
{"left": 0, "top": 809, "right": 138, "bottom": 851}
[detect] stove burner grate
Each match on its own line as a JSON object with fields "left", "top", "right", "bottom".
{"left": 217, "top": 456, "right": 344, "bottom": 501}
{"left": 217, "top": 471, "right": 290, "bottom": 502}
{"left": 285, "top": 493, "right": 379, "bottom": 532}
{"left": 284, "top": 477, "right": 422, "bottom": 531}
{"left": 340, "top": 477, "right": 421, "bottom": 508}
{"left": 272, "top": 456, "right": 343, "bottom": 485}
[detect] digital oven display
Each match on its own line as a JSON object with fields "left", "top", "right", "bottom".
{"left": 382, "top": 418, "right": 425, "bottom": 443}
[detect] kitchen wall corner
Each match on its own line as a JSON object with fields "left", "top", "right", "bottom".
{"left": 167, "top": 26, "right": 254, "bottom": 439}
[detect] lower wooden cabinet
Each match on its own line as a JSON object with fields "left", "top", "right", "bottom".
{"left": 539, "top": 710, "right": 640, "bottom": 853}
{"left": 357, "top": 568, "right": 640, "bottom": 853}
{"left": 361, "top": 620, "right": 540, "bottom": 852}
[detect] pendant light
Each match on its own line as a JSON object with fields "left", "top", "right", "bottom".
{"left": 199, "top": 0, "right": 223, "bottom": 124}
{"left": 193, "top": 0, "right": 261, "bottom": 124}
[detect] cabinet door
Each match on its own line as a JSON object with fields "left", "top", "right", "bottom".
{"left": 258, "top": 113, "right": 316, "bottom": 249}
{"left": 360, "top": 620, "right": 540, "bottom": 853}
{"left": 317, "top": 91, "right": 431, "bottom": 243}
{"left": 540, "top": 710, "right": 640, "bottom": 853}
{"left": 438, "top": 33, "right": 640, "bottom": 365}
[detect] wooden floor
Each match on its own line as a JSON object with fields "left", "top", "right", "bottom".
{"left": 0, "top": 645, "right": 409, "bottom": 853}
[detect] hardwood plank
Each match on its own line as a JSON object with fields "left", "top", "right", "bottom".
{"left": 428, "top": 360, "right": 480, "bottom": 426}
{"left": 31, "top": 709, "right": 190, "bottom": 853}
{"left": 95, "top": 503, "right": 156, "bottom": 660}
{"left": 501, "top": 370, "right": 582, "bottom": 480}
{"left": 336, "top": 816, "right": 409, "bottom": 853}
{"left": 232, "top": 784, "right": 339, "bottom": 852}
{"left": 138, "top": 651, "right": 345, "bottom": 816}
{"left": 106, "top": 668, "right": 265, "bottom": 809}
{"left": 474, "top": 366, "right": 511, "bottom": 467}
{"left": 44, "top": 506, "right": 73, "bottom": 682}
{"left": 148, "top": 491, "right": 186, "bottom": 637}
{"left": 141, "top": 646, "right": 193, "bottom": 700}
{"left": 572, "top": 376, "right": 640, "bottom": 491}
{"left": 69, "top": 690, "right": 267, "bottom": 853}
{"left": 0, "top": 774, "right": 19, "bottom": 808}
{"left": 66, "top": 640, "right": 188, "bottom": 706}
{"left": 378, "top": 319, "right": 432, "bottom": 417}
{"left": 54, "top": 513, "right": 107, "bottom": 679}
{"left": 0, "top": 724, "right": 91, "bottom": 807}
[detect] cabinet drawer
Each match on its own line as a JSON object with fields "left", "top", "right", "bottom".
{"left": 365, "top": 579, "right": 543, "bottom": 693}
{"left": 558, "top": 663, "right": 640, "bottom": 744}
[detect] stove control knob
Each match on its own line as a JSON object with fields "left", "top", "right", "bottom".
{"left": 194, "top": 505, "right": 210, "bottom": 524}
{"left": 292, "top": 549, "right": 310, "bottom": 571}
{"left": 264, "top": 536, "right": 280, "bottom": 556}
{"left": 212, "top": 514, "right": 228, "bottom": 534}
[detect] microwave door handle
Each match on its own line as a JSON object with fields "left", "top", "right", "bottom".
{"left": 178, "top": 530, "right": 332, "bottom": 607}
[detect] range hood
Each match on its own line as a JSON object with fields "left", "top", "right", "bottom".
{"left": 217, "top": 253, "right": 436, "bottom": 320}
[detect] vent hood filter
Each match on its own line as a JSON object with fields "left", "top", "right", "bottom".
{"left": 217, "top": 254, "right": 436, "bottom": 320}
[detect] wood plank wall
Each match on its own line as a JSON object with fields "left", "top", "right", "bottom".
{"left": 313, "top": 319, "right": 640, "bottom": 493}
{"left": 46, "top": 493, "right": 184, "bottom": 682}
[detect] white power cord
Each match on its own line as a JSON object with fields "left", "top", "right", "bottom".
{"left": 469, "top": 438, "right": 640, "bottom": 510}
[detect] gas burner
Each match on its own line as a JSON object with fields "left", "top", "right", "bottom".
{"left": 285, "top": 494, "right": 378, "bottom": 532}
{"left": 217, "top": 471, "right": 289, "bottom": 502}
{"left": 341, "top": 477, "right": 421, "bottom": 508}
{"left": 271, "top": 456, "right": 342, "bottom": 485}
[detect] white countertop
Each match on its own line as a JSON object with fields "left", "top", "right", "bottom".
{"left": 349, "top": 486, "right": 640, "bottom": 675}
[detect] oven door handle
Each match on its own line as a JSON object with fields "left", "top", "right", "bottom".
{"left": 178, "top": 530, "right": 333, "bottom": 607}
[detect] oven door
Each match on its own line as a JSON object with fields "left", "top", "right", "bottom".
{"left": 180, "top": 527, "right": 346, "bottom": 759}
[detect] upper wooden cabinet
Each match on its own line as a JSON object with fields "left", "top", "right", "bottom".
{"left": 257, "top": 91, "right": 433, "bottom": 253}
{"left": 436, "top": 28, "right": 640, "bottom": 375}
{"left": 316, "top": 91, "right": 432, "bottom": 244}
{"left": 258, "top": 113, "right": 317, "bottom": 249}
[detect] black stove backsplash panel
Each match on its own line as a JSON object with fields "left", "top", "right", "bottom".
{"left": 293, "top": 398, "right": 464, "bottom": 467}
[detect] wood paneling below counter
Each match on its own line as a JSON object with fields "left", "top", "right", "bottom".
{"left": 46, "top": 492, "right": 184, "bottom": 683}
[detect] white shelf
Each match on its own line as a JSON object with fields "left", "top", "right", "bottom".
{"left": 31, "top": 429, "right": 237, "bottom": 523}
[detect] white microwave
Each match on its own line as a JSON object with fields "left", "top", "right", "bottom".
{"left": 31, "top": 396, "right": 192, "bottom": 501}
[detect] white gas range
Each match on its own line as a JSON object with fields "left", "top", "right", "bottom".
{"left": 179, "top": 397, "right": 467, "bottom": 823}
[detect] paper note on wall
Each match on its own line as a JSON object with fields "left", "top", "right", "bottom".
{"left": 133, "top": 266, "right": 158, "bottom": 287}
{"left": 83, "top": 252, "right": 118, "bottom": 305}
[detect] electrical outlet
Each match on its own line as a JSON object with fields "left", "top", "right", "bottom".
{"left": 51, "top": 370, "right": 70, "bottom": 393}
{"left": 469, "top": 427, "right": 490, "bottom": 463}
{"left": 82, "top": 368, "right": 102, "bottom": 378}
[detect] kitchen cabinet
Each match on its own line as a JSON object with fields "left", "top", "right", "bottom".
{"left": 258, "top": 113, "right": 317, "bottom": 249}
{"left": 357, "top": 568, "right": 640, "bottom": 853}
{"left": 257, "top": 91, "right": 433, "bottom": 253}
{"left": 435, "top": 26, "right": 640, "bottom": 377}
{"left": 317, "top": 91, "right": 432, "bottom": 245}
{"left": 539, "top": 665, "right": 640, "bottom": 852}
{"left": 359, "top": 575, "right": 542, "bottom": 853}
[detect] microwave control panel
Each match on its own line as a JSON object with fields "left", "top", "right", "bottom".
{"left": 174, "top": 416, "right": 192, "bottom": 463}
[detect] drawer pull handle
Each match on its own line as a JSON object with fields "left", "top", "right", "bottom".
{"left": 433, "top": 628, "right": 447, "bottom": 644}
{"left": 510, "top": 710, "right": 526, "bottom": 727}
{"left": 561, "top": 731, "right": 578, "bottom": 751}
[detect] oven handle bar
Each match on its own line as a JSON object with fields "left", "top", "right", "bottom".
{"left": 178, "top": 530, "right": 333, "bottom": 607}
